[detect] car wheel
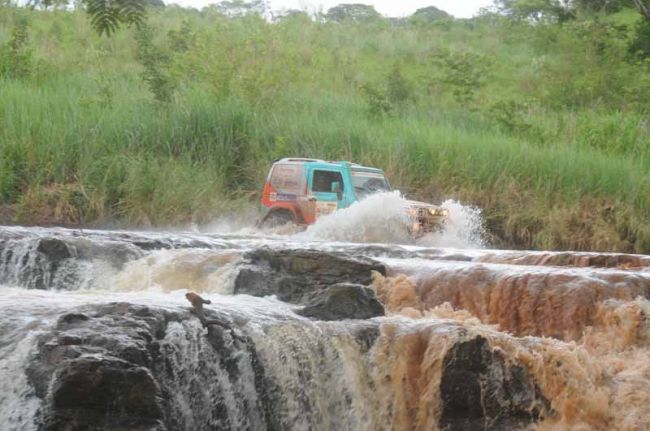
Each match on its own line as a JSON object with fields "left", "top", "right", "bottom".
{"left": 260, "top": 210, "right": 294, "bottom": 228}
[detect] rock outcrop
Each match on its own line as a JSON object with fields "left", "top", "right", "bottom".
{"left": 439, "top": 336, "right": 549, "bottom": 431}
{"left": 26, "top": 303, "right": 271, "bottom": 431}
{"left": 24, "top": 302, "right": 550, "bottom": 431}
{"left": 234, "top": 247, "right": 386, "bottom": 304}
{"left": 297, "top": 283, "right": 385, "bottom": 321}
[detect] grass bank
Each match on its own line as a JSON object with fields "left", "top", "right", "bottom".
{"left": 0, "top": 7, "right": 648, "bottom": 252}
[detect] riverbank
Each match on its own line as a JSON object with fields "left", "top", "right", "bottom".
{"left": 0, "top": 8, "right": 648, "bottom": 253}
{"left": 1, "top": 226, "right": 648, "bottom": 430}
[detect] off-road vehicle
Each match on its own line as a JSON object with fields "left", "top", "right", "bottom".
{"left": 259, "top": 158, "right": 447, "bottom": 236}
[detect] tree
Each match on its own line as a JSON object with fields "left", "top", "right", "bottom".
{"left": 386, "top": 64, "right": 411, "bottom": 105}
{"left": 433, "top": 51, "right": 491, "bottom": 106}
{"left": 410, "top": 5, "right": 451, "bottom": 23}
{"left": 143, "top": 0, "right": 164, "bottom": 8}
{"left": 495, "top": 0, "right": 575, "bottom": 22}
{"left": 497, "top": 0, "right": 630, "bottom": 21}
{"left": 574, "top": 0, "right": 624, "bottom": 13}
{"left": 135, "top": 23, "right": 175, "bottom": 102}
{"left": 632, "top": 0, "right": 650, "bottom": 20}
{"left": 273, "top": 9, "right": 310, "bottom": 22}
{"left": 0, "top": 16, "right": 33, "bottom": 79}
{"left": 215, "top": 0, "right": 267, "bottom": 18}
{"left": 619, "top": 1, "right": 650, "bottom": 59}
{"left": 85, "top": 0, "right": 147, "bottom": 35}
{"left": 324, "top": 4, "right": 381, "bottom": 22}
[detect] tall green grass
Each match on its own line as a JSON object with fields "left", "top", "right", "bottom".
{"left": 0, "top": 7, "right": 648, "bottom": 252}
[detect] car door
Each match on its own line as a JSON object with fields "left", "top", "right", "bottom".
{"left": 308, "top": 168, "right": 346, "bottom": 219}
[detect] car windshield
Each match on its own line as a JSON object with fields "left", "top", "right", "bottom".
{"left": 351, "top": 170, "right": 391, "bottom": 199}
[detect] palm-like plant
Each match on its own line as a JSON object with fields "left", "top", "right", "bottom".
{"left": 85, "top": 0, "right": 146, "bottom": 35}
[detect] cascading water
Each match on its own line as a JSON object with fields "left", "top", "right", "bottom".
{"left": 0, "top": 224, "right": 648, "bottom": 431}
{"left": 205, "top": 192, "right": 487, "bottom": 249}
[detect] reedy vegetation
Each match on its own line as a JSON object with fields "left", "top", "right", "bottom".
{"left": 0, "top": 5, "right": 648, "bottom": 252}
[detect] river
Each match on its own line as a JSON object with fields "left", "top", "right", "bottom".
{"left": 0, "top": 196, "right": 648, "bottom": 430}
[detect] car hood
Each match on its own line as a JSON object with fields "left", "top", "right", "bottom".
{"left": 405, "top": 199, "right": 438, "bottom": 209}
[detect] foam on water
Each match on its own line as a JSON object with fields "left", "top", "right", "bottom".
{"left": 300, "top": 193, "right": 487, "bottom": 248}
{"left": 2, "top": 226, "right": 649, "bottom": 430}
{"left": 418, "top": 199, "right": 486, "bottom": 249}
{"left": 299, "top": 191, "right": 412, "bottom": 244}
{"left": 113, "top": 248, "right": 242, "bottom": 294}
{"left": 201, "top": 192, "right": 487, "bottom": 248}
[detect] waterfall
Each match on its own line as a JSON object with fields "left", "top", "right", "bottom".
{"left": 0, "top": 226, "right": 648, "bottom": 430}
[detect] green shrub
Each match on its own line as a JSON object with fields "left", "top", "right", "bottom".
{"left": 0, "top": 16, "right": 32, "bottom": 79}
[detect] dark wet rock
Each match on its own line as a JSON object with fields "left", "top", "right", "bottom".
{"left": 36, "top": 238, "right": 73, "bottom": 265}
{"left": 439, "top": 336, "right": 550, "bottom": 431}
{"left": 27, "top": 305, "right": 175, "bottom": 401}
{"left": 58, "top": 312, "right": 89, "bottom": 324}
{"left": 23, "top": 301, "right": 551, "bottom": 431}
{"left": 2, "top": 237, "right": 77, "bottom": 290}
{"left": 348, "top": 323, "right": 381, "bottom": 353}
{"left": 26, "top": 303, "right": 273, "bottom": 431}
{"left": 477, "top": 251, "right": 650, "bottom": 268}
{"left": 0, "top": 229, "right": 232, "bottom": 291}
{"left": 45, "top": 356, "right": 165, "bottom": 431}
{"left": 438, "top": 253, "right": 474, "bottom": 262}
{"left": 0, "top": 233, "right": 144, "bottom": 290}
{"left": 333, "top": 243, "right": 416, "bottom": 259}
{"left": 234, "top": 247, "right": 386, "bottom": 304}
{"left": 113, "top": 233, "right": 222, "bottom": 251}
{"left": 27, "top": 304, "right": 178, "bottom": 430}
{"left": 131, "top": 239, "right": 174, "bottom": 251}
{"left": 5, "top": 238, "right": 75, "bottom": 290}
{"left": 297, "top": 283, "right": 385, "bottom": 321}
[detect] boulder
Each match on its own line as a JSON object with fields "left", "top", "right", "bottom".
{"left": 23, "top": 303, "right": 550, "bottom": 431}
{"left": 297, "top": 283, "right": 385, "bottom": 321}
{"left": 234, "top": 248, "right": 386, "bottom": 304}
{"left": 26, "top": 303, "right": 273, "bottom": 431}
{"left": 439, "top": 336, "right": 550, "bottom": 431}
{"left": 27, "top": 304, "right": 177, "bottom": 430}
{"left": 36, "top": 238, "right": 73, "bottom": 265}
{"left": 45, "top": 356, "right": 165, "bottom": 431}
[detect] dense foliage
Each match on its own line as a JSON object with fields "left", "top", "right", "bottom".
{"left": 0, "top": 3, "right": 648, "bottom": 252}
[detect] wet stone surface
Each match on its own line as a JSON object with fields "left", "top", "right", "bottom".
{"left": 439, "top": 336, "right": 550, "bottom": 431}
{"left": 26, "top": 303, "right": 271, "bottom": 431}
{"left": 234, "top": 247, "right": 386, "bottom": 304}
{"left": 24, "top": 302, "right": 550, "bottom": 431}
{"left": 297, "top": 283, "right": 385, "bottom": 321}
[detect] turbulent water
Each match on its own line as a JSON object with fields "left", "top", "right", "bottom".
{"left": 0, "top": 197, "right": 649, "bottom": 430}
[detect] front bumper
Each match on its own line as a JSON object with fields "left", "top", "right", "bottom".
{"left": 408, "top": 207, "right": 447, "bottom": 236}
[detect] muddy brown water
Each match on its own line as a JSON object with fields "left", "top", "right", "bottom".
{"left": 0, "top": 225, "right": 648, "bottom": 430}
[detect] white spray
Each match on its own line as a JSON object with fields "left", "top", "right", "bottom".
{"left": 418, "top": 199, "right": 486, "bottom": 249}
{"left": 299, "top": 192, "right": 413, "bottom": 244}
{"left": 299, "top": 193, "right": 486, "bottom": 248}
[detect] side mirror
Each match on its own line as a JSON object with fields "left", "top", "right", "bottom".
{"left": 331, "top": 182, "right": 343, "bottom": 200}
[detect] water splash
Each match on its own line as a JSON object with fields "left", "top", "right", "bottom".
{"left": 113, "top": 249, "right": 241, "bottom": 294}
{"left": 199, "top": 193, "right": 487, "bottom": 248}
{"left": 0, "top": 332, "right": 41, "bottom": 431}
{"left": 299, "top": 192, "right": 412, "bottom": 244}
{"left": 1, "top": 226, "right": 649, "bottom": 430}
{"left": 418, "top": 199, "right": 486, "bottom": 249}
{"left": 300, "top": 194, "right": 486, "bottom": 248}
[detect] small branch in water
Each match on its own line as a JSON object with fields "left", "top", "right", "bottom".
{"left": 185, "top": 292, "right": 222, "bottom": 328}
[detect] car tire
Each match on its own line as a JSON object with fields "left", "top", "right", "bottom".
{"left": 260, "top": 210, "right": 294, "bottom": 228}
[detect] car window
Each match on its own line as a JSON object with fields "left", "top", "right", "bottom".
{"left": 312, "top": 170, "right": 344, "bottom": 193}
{"left": 270, "top": 164, "right": 303, "bottom": 194}
{"left": 351, "top": 170, "right": 390, "bottom": 199}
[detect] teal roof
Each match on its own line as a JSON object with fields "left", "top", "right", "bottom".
{"left": 275, "top": 158, "right": 383, "bottom": 173}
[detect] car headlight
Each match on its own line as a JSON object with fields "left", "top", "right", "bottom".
{"left": 429, "top": 208, "right": 448, "bottom": 217}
